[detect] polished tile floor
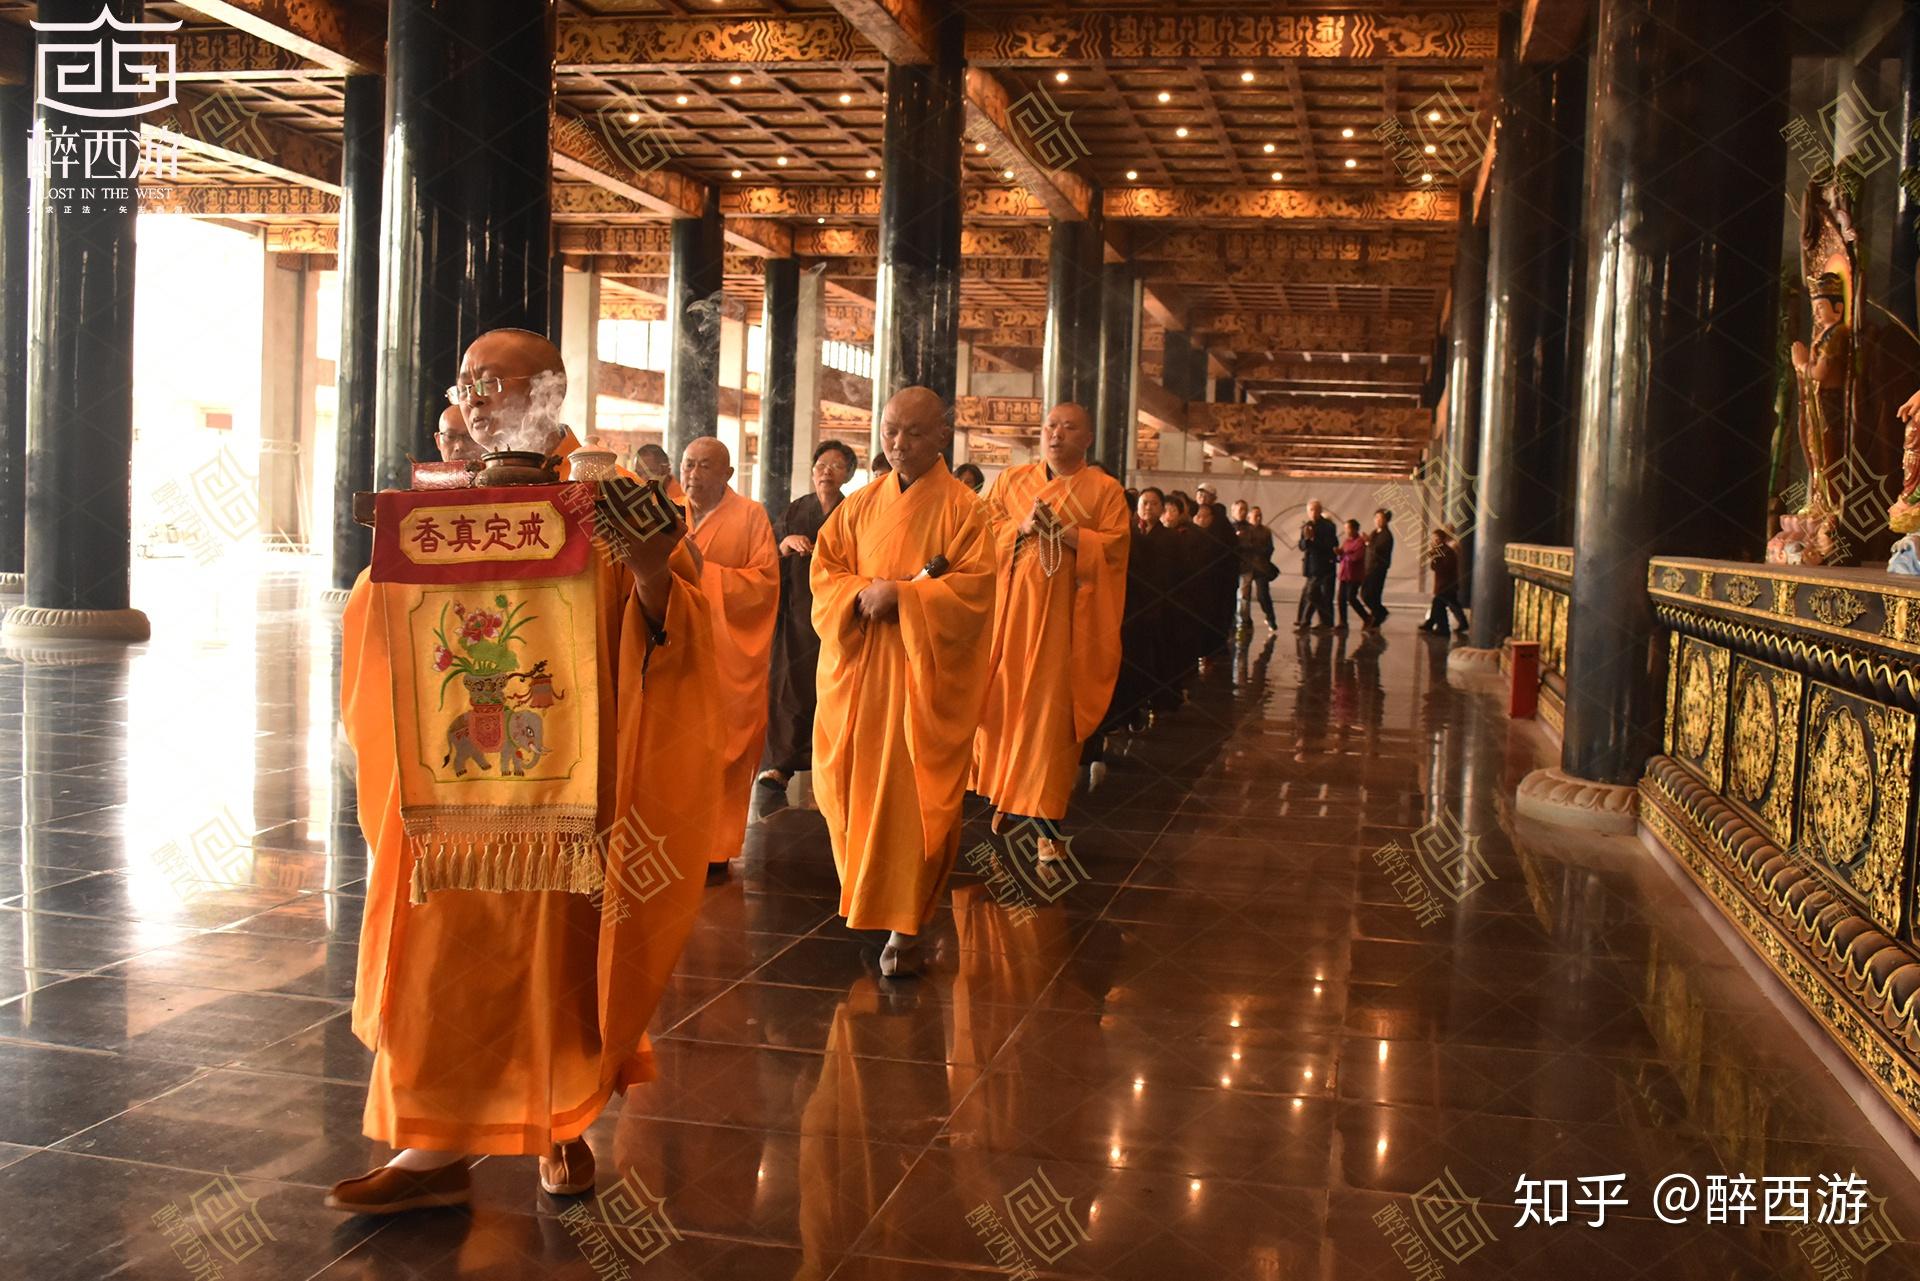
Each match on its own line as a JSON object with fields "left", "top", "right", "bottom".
{"left": 1, "top": 562, "right": 1918, "bottom": 1279}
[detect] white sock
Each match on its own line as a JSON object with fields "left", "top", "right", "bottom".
{"left": 886, "top": 930, "right": 914, "bottom": 951}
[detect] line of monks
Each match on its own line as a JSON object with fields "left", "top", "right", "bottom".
{"left": 326, "top": 328, "right": 1179, "bottom": 1215}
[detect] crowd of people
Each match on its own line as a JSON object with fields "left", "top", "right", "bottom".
{"left": 330, "top": 342, "right": 1470, "bottom": 1215}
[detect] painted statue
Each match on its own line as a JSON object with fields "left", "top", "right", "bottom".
{"left": 1769, "top": 179, "right": 1858, "bottom": 565}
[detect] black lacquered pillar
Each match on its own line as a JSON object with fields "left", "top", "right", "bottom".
{"left": 665, "top": 198, "right": 723, "bottom": 462}
{"left": 1162, "top": 330, "right": 1199, "bottom": 401}
{"left": 1555, "top": 0, "right": 1786, "bottom": 789}
{"left": 870, "top": 9, "right": 964, "bottom": 423}
{"left": 1442, "top": 199, "right": 1487, "bottom": 542}
{"left": 374, "top": 0, "right": 554, "bottom": 493}
{"left": 1043, "top": 215, "right": 1103, "bottom": 412}
{"left": 9, "top": 0, "right": 148, "bottom": 642}
{"left": 330, "top": 75, "right": 381, "bottom": 594}
{"left": 758, "top": 257, "right": 799, "bottom": 519}
{"left": 0, "top": 86, "right": 28, "bottom": 591}
{"left": 1094, "top": 262, "right": 1138, "bottom": 477}
{"left": 1469, "top": 50, "right": 1589, "bottom": 647}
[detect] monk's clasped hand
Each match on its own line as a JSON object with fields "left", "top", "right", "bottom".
{"left": 855, "top": 578, "right": 901, "bottom": 623}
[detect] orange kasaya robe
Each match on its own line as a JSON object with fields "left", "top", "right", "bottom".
{"left": 971, "top": 460, "right": 1131, "bottom": 822}
{"left": 686, "top": 486, "right": 780, "bottom": 865}
{"left": 811, "top": 460, "right": 998, "bottom": 934}
{"left": 341, "top": 506, "right": 720, "bottom": 1156}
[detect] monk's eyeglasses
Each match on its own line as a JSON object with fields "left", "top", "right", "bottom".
{"left": 445, "top": 374, "right": 533, "bottom": 405}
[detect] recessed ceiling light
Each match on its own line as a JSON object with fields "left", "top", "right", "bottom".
{"left": 1002, "top": 168, "right": 1014, "bottom": 179}
{"left": 730, "top": 168, "right": 742, "bottom": 178}
{"left": 1427, "top": 109, "right": 1442, "bottom": 122}
{"left": 1240, "top": 71, "right": 1255, "bottom": 83}
{"left": 1420, "top": 172, "right": 1434, "bottom": 182}
{"left": 816, "top": 216, "right": 826, "bottom": 224}
{"left": 776, "top": 155, "right": 788, "bottom": 166}
{"left": 1344, "top": 158, "right": 1357, "bottom": 168}
{"left": 1125, "top": 169, "right": 1139, "bottom": 180}
{"left": 625, "top": 110, "right": 641, "bottom": 123}
{"left": 1423, "top": 143, "right": 1437, "bottom": 155}
{"left": 865, "top": 168, "right": 876, "bottom": 179}
{"left": 1157, "top": 91, "right": 1171, "bottom": 103}
{"left": 974, "top": 141, "right": 987, "bottom": 153}
{"left": 1270, "top": 171, "right": 1283, "bottom": 181}
{"left": 675, "top": 95, "right": 688, "bottom": 106}
{"left": 1263, "top": 142, "right": 1275, "bottom": 154}
{"left": 839, "top": 92, "right": 852, "bottom": 104}
{"left": 1175, "top": 126, "right": 1189, "bottom": 138}
{"left": 1341, "top": 127, "right": 1354, "bottom": 139}
{"left": 729, "top": 74, "right": 743, "bottom": 86}
{"left": 1055, "top": 71, "right": 1069, "bottom": 84}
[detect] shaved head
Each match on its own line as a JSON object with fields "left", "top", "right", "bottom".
{"left": 1042, "top": 402, "right": 1093, "bottom": 472}
{"left": 680, "top": 435, "right": 735, "bottom": 513}
{"left": 458, "top": 328, "right": 568, "bottom": 454}
{"left": 435, "top": 404, "right": 482, "bottom": 462}
{"left": 879, "top": 386, "right": 951, "bottom": 484}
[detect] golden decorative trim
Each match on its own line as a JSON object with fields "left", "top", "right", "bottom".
{"left": 1725, "top": 575, "right": 1763, "bottom": 608}
{"left": 1640, "top": 765, "right": 1920, "bottom": 1135}
{"left": 1808, "top": 585, "right": 1868, "bottom": 627}
{"left": 1650, "top": 602, "right": 1920, "bottom": 703}
{"left": 1695, "top": 569, "right": 1715, "bottom": 602}
{"left": 1771, "top": 578, "right": 1798, "bottom": 617}
{"left": 1669, "top": 636, "right": 1730, "bottom": 789}
{"left": 1505, "top": 543, "right": 1573, "bottom": 581}
{"left": 1803, "top": 684, "right": 1913, "bottom": 936}
{"left": 1726, "top": 655, "right": 1801, "bottom": 848}
{"left": 1656, "top": 565, "right": 1686, "bottom": 593}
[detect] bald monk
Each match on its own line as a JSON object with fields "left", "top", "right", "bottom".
{"left": 681, "top": 436, "right": 780, "bottom": 882}
{"left": 971, "top": 403, "right": 1130, "bottom": 862}
{"left": 634, "top": 442, "right": 688, "bottom": 505}
{"left": 812, "top": 387, "right": 997, "bottom": 977}
{"left": 434, "top": 405, "right": 481, "bottom": 462}
{"left": 329, "top": 327, "right": 721, "bottom": 1213}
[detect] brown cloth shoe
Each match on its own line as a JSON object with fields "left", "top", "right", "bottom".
{"left": 540, "top": 1138, "right": 596, "bottom": 1196}
{"left": 325, "top": 1159, "right": 470, "bottom": 1215}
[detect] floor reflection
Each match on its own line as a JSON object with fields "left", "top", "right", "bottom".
{"left": 0, "top": 566, "right": 1916, "bottom": 1279}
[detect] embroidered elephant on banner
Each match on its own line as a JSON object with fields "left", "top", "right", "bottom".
{"left": 444, "top": 709, "right": 550, "bottom": 777}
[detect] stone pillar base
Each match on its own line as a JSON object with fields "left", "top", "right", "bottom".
{"left": 0, "top": 573, "right": 23, "bottom": 594}
{"left": 1515, "top": 766, "right": 1638, "bottom": 834}
{"left": 2, "top": 606, "right": 150, "bottom": 644}
{"left": 319, "top": 587, "right": 353, "bottom": 609}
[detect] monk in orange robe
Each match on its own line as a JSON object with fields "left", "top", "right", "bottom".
{"left": 635, "top": 441, "right": 688, "bottom": 506}
{"left": 328, "top": 328, "right": 721, "bottom": 1214}
{"left": 811, "top": 386, "right": 997, "bottom": 977}
{"left": 971, "top": 403, "right": 1130, "bottom": 862}
{"left": 681, "top": 436, "right": 780, "bottom": 881}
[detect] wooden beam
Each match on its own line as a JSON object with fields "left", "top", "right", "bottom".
{"left": 172, "top": 0, "right": 381, "bottom": 75}
{"left": 722, "top": 185, "right": 1050, "bottom": 220}
{"left": 556, "top": 16, "right": 870, "bottom": 72}
{"left": 823, "top": 0, "right": 931, "bottom": 65}
{"left": 558, "top": 225, "right": 672, "bottom": 254}
{"left": 138, "top": 184, "right": 338, "bottom": 217}
{"left": 264, "top": 224, "right": 337, "bottom": 253}
{"left": 1191, "top": 309, "right": 1429, "bottom": 350}
{"left": 145, "top": 85, "right": 341, "bottom": 193}
{"left": 1520, "top": 0, "right": 1591, "bottom": 63}
{"left": 1188, "top": 401, "right": 1432, "bottom": 440}
{"left": 966, "top": 11, "right": 1499, "bottom": 66}
{"left": 1107, "top": 187, "right": 1459, "bottom": 225}
{"left": 723, "top": 217, "right": 793, "bottom": 259}
{"left": 172, "top": 30, "right": 315, "bottom": 80}
{"left": 956, "top": 396, "right": 1044, "bottom": 431}
{"left": 795, "top": 225, "right": 1050, "bottom": 258}
{"left": 962, "top": 68, "right": 1091, "bottom": 223}
{"left": 1137, "top": 377, "right": 1183, "bottom": 430}
{"left": 551, "top": 112, "right": 706, "bottom": 220}
{"left": 966, "top": 327, "right": 1045, "bottom": 351}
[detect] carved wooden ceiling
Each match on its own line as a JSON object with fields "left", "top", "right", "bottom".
{"left": 0, "top": 0, "right": 1503, "bottom": 474}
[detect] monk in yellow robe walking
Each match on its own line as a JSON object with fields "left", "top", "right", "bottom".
{"left": 811, "top": 387, "right": 997, "bottom": 976}
{"left": 328, "top": 329, "right": 721, "bottom": 1214}
{"left": 681, "top": 436, "right": 780, "bottom": 881}
{"left": 972, "top": 402, "right": 1130, "bottom": 862}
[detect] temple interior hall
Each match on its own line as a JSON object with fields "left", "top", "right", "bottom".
{"left": 8, "top": 0, "right": 1920, "bottom": 1277}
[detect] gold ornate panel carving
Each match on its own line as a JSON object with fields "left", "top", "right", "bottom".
{"left": 1668, "top": 636, "right": 1730, "bottom": 789}
{"left": 1549, "top": 591, "right": 1569, "bottom": 675}
{"left": 1725, "top": 575, "right": 1763, "bottom": 608}
{"left": 1771, "top": 578, "right": 1798, "bottom": 617}
{"left": 1726, "top": 657, "right": 1801, "bottom": 847}
{"left": 1808, "top": 585, "right": 1868, "bottom": 628}
{"left": 1802, "top": 685, "right": 1914, "bottom": 936}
